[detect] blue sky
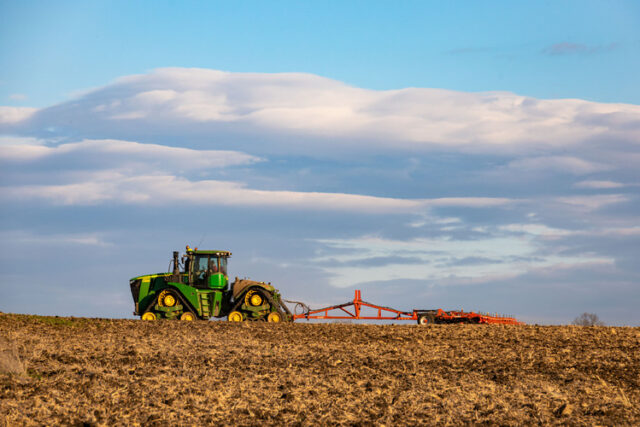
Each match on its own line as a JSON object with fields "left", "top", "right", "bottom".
{"left": 1, "top": 1, "right": 639, "bottom": 325}
{"left": 2, "top": 1, "right": 639, "bottom": 106}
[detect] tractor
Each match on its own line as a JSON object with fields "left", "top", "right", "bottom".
{"left": 129, "top": 247, "right": 292, "bottom": 322}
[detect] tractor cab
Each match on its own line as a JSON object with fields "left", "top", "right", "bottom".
{"left": 184, "top": 248, "right": 231, "bottom": 290}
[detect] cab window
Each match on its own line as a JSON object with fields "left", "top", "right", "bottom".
{"left": 209, "top": 257, "right": 219, "bottom": 273}
{"left": 196, "top": 255, "right": 208, "bottom": 273}
{"left": 194, "top": 255, "right": 208, "bottom": 286}
{"left": 219, "top": 257, "right": 227, "bottom": 275}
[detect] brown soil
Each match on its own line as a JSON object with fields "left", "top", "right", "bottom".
{"left": 1, "top": 313, "right": 639, "bottom": 426}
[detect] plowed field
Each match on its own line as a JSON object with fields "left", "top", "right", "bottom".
{"left": 1, "top": 314, "right": 639, "bottom": 425}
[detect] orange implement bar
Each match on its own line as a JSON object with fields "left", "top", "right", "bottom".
{"left": 292, "top": 290, "right": 415, "bottom": 321}
{"left": 292, "top": 290, "right": 523, "bottom": 325}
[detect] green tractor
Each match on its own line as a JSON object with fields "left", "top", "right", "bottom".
{"left": 129, "top": 247, "right": 292, "bottom": 322}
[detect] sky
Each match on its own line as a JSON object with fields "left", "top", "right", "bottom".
{"left": 0, "top": 1, "right": 639, "bottom": 325}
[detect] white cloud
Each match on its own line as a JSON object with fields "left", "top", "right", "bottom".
{"left": 0, "top": 170, "right": 515, "bottom": 213}
{"left": 574, "top": 180, "right": 627, "bottom": 189}
{"left": 9, "top": 94, "right": 28, "bottom": 101}
{"left": 0, "top": 106, "right": 37, "bottom": 124}
{"left": 312, "top": 234, "right": 613, "bottom": 288}
{"left": 408, "top": 215, "right": 462, "bottom": 228}
{"left": 425, "top": 197, "right": 514, "bottom": 207}
{"left": 602, "top": 226, "right": 640, "bottom": 236}
{"left": 0, "top": 135, "right": 518, "bottom": 213}
{"left": 507, "top": 156, "right": 610, "bottom": 175}
{"left": 0, "top": 138, "right": 262, "bottom": 169}
{"left": 499, "top": 223, "right": 573, "bottom": 238}
{"left": 499, "top": 223, "right": 640, "bottom": 238}
{"left": 8, "top": 68, "right": 639, "bottom": 157}
{"left": 555, "top": 194, "right": 629, "bottom": 211}
{"left": 0, "top": 230, "right": 112, "bottom": 247}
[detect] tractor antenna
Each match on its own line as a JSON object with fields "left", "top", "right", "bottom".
{"left": 197, "top": 234, "right": 206, "bottom": 248}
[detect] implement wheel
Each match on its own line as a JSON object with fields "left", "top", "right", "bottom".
{"left": 267, "top": 312, "right": 282, "bottom": 323}
{"left": 228, "top": 311, "right": 244, "bottom": 322}
{"left": 180, "top": 312, "right": 196, "bottom": 321}
{"left": 142, "top": 312, "right": 157, "bottom": 321}
{"left": 418, "top": 314, "right": 435, "bottom": 325}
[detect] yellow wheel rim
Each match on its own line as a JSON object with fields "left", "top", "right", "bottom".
{"left": 142, "top": 312, "right": 156, "bottom": 321}
{"left": 228, "top": 311, "right": 244, "bottom": 322}
{"left": 158, "top": 290, "right": 177, "bottom": 307}
{"left": 250, "top": 294, "right": 263, "bottom": 306}
{"left": 267, "top": 312, "right": 281, "bottom": 323}
{"left": 180, "top": 312, "right": 195, "bottom": 321}
{"left": 163, "top": 294, "right": 176, "bottom": 307}
{"left": 245, "top": 290, "right": 264, "bottom": 307}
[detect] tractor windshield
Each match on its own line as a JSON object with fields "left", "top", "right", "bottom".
{"left": 193, "top": 254, "right": 227, "bottom": 282}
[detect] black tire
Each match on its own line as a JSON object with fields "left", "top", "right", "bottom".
{"left": 158, "top": 289, "right": 179, "bottom": 308}
{"left": 243, "top": 288, "right": 270, "bottom": 307}
{"left": 418, "top": 314, "right": 435, "bottom": 325}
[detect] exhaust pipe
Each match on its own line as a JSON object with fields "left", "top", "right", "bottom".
{"left": 172, "top": 251, "right": 180, "bottom": 282}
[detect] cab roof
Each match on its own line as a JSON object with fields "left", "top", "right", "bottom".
{"left": 189, "top": 249, "right": 232, "bottom": 256}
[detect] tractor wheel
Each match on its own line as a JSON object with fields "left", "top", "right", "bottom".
{"left": 244, "top": 290, "right": 265, "bottom": 307}
{"left": 158, "top": 290, "right": 177, "bottom": 308}
{"left": 158, "top": 289, "right": 178, "bottom": 307}
{"left": 267, "top": 312, "right": 282, "bottom": 323}
{"left": 228, "top": 310, "right": 244, "bottom": 322}
{"left": 180, "top": 312, "right": 196, "bottom": 321}
{"left": 141, "top": 312, "right": 157, "bottom": 321}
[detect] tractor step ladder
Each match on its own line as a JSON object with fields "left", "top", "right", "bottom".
{"left": 199, "top": 293, "right": 211, "bottom": 317}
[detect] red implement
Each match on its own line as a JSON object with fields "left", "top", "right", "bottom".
{"left": 292, "top": 290, "right": 523, "bottom": 325}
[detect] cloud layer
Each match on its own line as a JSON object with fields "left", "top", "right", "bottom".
{"left": 5, "top": 68, "right": 640, "bottom": 157}
{"left": 0, "top": 137, "right": 514, "bottom": 212}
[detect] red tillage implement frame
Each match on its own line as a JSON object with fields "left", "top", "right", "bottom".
{"left": 291, "top": 290, "right": 523, "bottom": 325}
